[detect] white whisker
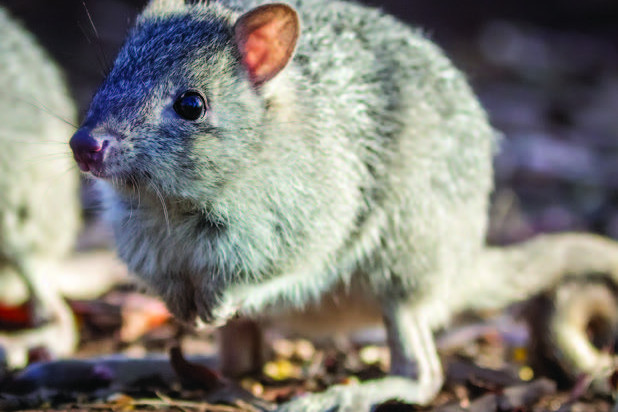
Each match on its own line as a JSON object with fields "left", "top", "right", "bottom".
{"left": 149, "top": 180, "right": 171, "bottom": 235}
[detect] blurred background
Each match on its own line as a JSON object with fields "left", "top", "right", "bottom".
{"left": 2, "top": 0, "right": 617, "bottom": 246}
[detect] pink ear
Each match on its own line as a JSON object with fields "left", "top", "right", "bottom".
{"left": 234, "top": 3, "right": 300, "bottom": 87}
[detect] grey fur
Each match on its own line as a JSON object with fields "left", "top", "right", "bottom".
{"left": 77, "top": 0, "right": 618, "bottom": 408}
{"left": 89, "top": 0, "right": 493, "bottom": 322}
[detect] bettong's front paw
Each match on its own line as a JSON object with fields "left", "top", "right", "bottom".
{"left": 201, "top": 284, "right": 259, "bottom": 326}
{"left": 276, "top": 385, "right": 372, "bottom": 412}
{"left": 207, "top": 301, "right": 242, "bottom": 327}
{"left": 194, "top": 291, "right": 244, "bottom": 327}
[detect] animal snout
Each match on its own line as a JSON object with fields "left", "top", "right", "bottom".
{"left": 69, "top": 128, "right": 109, "bottom": 173}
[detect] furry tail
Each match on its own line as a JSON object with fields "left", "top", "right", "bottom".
{"left": 463, "top": 232, "right": 618, "bottom": 311}
{"left": 466, "top": 232, "right": 618, "bottom": 390}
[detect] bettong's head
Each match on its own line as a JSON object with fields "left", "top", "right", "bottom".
{"left": 70, "top": 0, "right": 299, "bottom": 206}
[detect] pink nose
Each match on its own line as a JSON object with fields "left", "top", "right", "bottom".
{"left": 69, "top": 128, "right": 107, "bottom": 172}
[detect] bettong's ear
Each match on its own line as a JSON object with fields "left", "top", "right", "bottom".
{"left": 234, "top": 3, "right": 300, "bottom": 87}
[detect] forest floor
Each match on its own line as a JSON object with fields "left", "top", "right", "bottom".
{"left": 0, "top": 277, "right": 616, "bottom": 412}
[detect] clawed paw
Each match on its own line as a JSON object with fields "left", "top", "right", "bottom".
{"left": 205, "top": 298, "right": 242, "bottom": 327}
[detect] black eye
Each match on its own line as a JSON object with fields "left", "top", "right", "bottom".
{"left": 174, "top": 91, "right": 206, "bottom": 121}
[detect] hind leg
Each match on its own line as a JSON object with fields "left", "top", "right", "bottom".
{"left": 276, "top": 300, "right": 443, "bottom": 412}
{"left": 218, "top": 318, "right": 267, "bottom": 377}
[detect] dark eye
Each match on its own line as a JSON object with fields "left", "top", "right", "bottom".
{"left": 174, "top": 91, "right": 206, "bottom": 121}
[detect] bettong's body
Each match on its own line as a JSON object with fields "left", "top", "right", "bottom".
{"left": 70, "top": 1, "right": 618, "bottom": 409}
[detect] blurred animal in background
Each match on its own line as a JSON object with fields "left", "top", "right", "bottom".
{"left": 0, "top": 6, "right": 125, "bottom": 367}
